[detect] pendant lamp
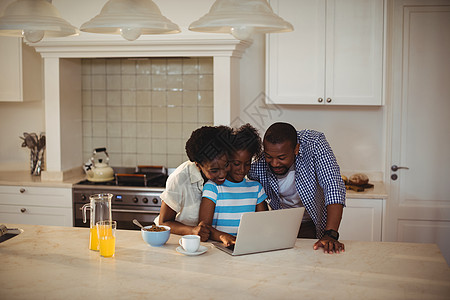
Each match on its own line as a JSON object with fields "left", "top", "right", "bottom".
{"left": 0, "top": 0, "right": 78, "bottom": 43}
{"left": 80, "top": 0, "right": 180, "bottom": 41}
{"left": 189, "top": 0, "right": 293, "bottom": 40}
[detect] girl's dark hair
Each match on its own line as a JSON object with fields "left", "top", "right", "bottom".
{"left": 230, "top": 123, "right": 262, "bottom": 160}
{"left": 185, "top": 125, "right": 232, "bottom": 164}
{"left": 264, "top": 122, "right": 297, "bottom": 149}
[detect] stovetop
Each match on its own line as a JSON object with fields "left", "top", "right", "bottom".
{"left": 75, "top": 176, "right": 166, "bottom": 188}
{"left": 75, "top": 166, "right": 168, "bottom": 189}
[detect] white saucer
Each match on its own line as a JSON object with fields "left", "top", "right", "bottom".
{"left": 176, "top": 245, "right": 208, "bottom": 256}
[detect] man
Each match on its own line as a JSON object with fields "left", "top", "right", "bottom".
{"left": 248, "top": 122, "right": 346, "bottom": 253}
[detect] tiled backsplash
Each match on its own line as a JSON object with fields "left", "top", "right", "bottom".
{"left": 81, "top": 57, "right": 214, "bottom": 168}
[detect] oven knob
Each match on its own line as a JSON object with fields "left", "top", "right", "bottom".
{"left": 152, "top": 198, "right": 159, "bottom": 204}
{"left": 133, "top": 197, "right": 138, "bottom": 203}
{"left": 142, "top": 197, "right": 148, "bottom": 204}
{"left": 81, "top": 195, "right": 87, "bottom": 201}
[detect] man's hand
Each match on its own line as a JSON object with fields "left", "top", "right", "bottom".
{"left": 192, "top": 221, "right": 211, "bottom": 242}
{"left": 313, "top": 235, "right": 345, "bottom": 254}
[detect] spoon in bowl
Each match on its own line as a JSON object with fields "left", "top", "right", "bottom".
{"left": 133, "top": 219, "right": 144, "bottom": 229}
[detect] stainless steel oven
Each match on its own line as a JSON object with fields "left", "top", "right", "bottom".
{"left": 72, "top": 166, "right": 167, "bottom": 230}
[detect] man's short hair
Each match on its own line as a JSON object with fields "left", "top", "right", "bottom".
{"left": 264, "top": 122, "right": 297, "bottom": 148}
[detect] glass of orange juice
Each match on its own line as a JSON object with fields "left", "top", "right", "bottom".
{"left": 96, "top": 220, "right": 116, "bottom": 258}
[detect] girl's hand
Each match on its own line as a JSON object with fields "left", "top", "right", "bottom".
{"left": 219, "top": 233, "right": 236, "bottom": 247}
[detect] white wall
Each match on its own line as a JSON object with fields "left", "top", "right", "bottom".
{"left": 0, "top": 101, "right": 45, "bottom": 170}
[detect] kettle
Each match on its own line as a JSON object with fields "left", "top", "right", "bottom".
{"left": 84, "top": 148, "right": 114, "bottom": 182}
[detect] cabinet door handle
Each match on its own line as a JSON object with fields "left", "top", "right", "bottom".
{"left": 318, "top": 98, "right": 324, "bottom": 103}
{"left": 20, "top": 208, "right": 27, "bottom": 213}
{"left": 20, "top": 188, "right": 26, "bottom": 193}
{"left": 326, "top": 98, "right": 332, "bottom": 103}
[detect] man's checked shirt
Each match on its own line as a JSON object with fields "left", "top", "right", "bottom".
{"left": 248, "top": 130, "right": 346, "bottom": 238}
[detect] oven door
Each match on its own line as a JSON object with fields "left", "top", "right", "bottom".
{"left": 74, "top": 203, "right": 160, "bottom": 230}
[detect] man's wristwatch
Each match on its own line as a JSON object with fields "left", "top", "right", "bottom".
{"left": 323, "top": 229, "right": 339, "bottom": 241}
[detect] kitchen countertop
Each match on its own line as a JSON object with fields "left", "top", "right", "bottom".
{"left": 1, "top": 224, "right": 448, "bottom": 300}
{"left": 0, "top": 170, "right": 387, "bottom": 198}
{"left": 0, "top": 170, "right": 84, "bottom": 188}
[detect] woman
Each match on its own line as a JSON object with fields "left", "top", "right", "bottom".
{"left": 154, "top": 125, "right": 232, "bottom": 242}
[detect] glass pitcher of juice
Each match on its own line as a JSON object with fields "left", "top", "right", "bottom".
{"left": 82, "top": 193, "right": 112, "bottom": 251}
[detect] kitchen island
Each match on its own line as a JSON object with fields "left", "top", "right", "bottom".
{"left": 1, "top": 224, "right": 449, "bottom": 300}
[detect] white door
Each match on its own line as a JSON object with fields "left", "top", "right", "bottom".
{"left": 386, "top": 0, "right": 450, "bottom": 265}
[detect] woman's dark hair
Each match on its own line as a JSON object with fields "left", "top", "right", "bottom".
{"left": 264, "top": 122, "right": 297, "bottom": 149}
{"left": 185, "top": 125, "right": 232, "bottom": 164}
{"left": 230, "top": 123, "right": 262, "bottom": 160}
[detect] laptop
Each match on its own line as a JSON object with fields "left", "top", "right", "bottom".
{"left": 212, "top": 207, "right": 304, "bottom": 256}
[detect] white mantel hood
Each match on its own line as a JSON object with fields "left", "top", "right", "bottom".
{"left": 32, "top": 36, "right": 251, "bottom": 58}
{"left": 33, "top": 36, "right": 252, "bottom": 182}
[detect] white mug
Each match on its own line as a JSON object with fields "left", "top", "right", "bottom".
{"left": 179, "top": 235, "right": 200, "bottom": 253}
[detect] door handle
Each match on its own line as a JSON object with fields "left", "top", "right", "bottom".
{"left": 391, "top": 165, "right": 409, "bottom": 172}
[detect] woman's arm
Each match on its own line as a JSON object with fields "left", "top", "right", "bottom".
{"left": 198, "top": 197, "right": 236, "bottom": 246}
{"left": 159, "top": 201, "right": 210, "bottom": 241}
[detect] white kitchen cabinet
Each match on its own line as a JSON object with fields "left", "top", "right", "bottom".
{"left": 0, "top": 186, "right": 72, "bottom": 226}
{"left": 339, "top": 198, "right": 383, "bottom": 242}
{"left": 0, "top": 37, "right": 43, "bottom": 102}
{"left": 266, "top": 0, "right": 384, "bottom": 105}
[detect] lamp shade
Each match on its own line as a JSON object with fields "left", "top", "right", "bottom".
{"left": 80, "top": 0, "right": 180, "bottom": 41}
{"left": 0, "top": 0, "right": 79, "bottom": 43}
{"left": 189, "top": 0, "right": 293, "bottom": 40}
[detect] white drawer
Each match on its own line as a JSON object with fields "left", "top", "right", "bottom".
{"left": 0, "top": 186, "right": 72, "bottom": 208}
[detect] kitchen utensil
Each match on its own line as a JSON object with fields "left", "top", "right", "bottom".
{"left": 0, "top": 225, "right": 23, "bottom": 244}
{"left": 85, "top": 147, "right": 114, "bottom": 182}
{"left": 0, "top": 224, "right": 7, "bottom": 237}
{"left": 24, "top": 133, "right": 36, "bottom": 149}
{"left": 82, "top": 193, "right": 113, "bottom": 250}
{"left": 19, "top": 132, "right": 46, "bottom": 176}
{"left": 345, "top": 183, "right": 374, "bottom": 192}
{"left": 133, "top": 219, "right": 144, "bottom": 229}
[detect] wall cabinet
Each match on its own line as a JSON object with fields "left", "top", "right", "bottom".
{"left": 0, "top": 186, "right": 72, "bottom": 226}
{"left": 266, "top": 0, "right": 384, "bottom": 105}
{"left": 0, "top": 37, "right": 43, "bottom": 102}
{"left": 339, "top": 198, "right": 383, "bottom": 242}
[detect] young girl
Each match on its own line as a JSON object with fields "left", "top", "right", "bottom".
{"left": 155, "top": 125, "right": 232, "bottom": 242}
{"left": 199, "top": 124, "right": 268, "bottom": 247}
